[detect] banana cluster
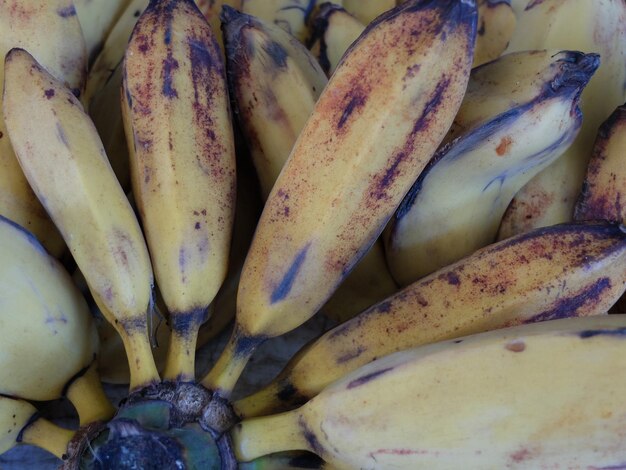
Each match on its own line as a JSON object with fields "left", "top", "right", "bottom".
{"left": 0, "top": 0, "right": 625, "bottom": 468}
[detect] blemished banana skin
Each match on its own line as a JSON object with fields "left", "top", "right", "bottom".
{"left": 232, "top": 315, "right": 626, "bottom": 469}
{"left": 385, "top": 50, "right": 598, "bottom": 285}
{"left": 575, "top": 103, "right": 626, "bottom": 224}
{"left": 122, "top": 0, "right": 236, "bottom": 382}
{"left": 0, "top": 0, "right": 86, "bottom": 258}
{"left": 497, "top": 0, "right": 626, "bottom": 237}
{"left": 3, "top": 48, "right": 159, "bottom": 391}
{"left": 234, "top": 222, "right": 626, "bottom": 417}
{"left": 201, "top": 0, "right": 478, "bottom": 398}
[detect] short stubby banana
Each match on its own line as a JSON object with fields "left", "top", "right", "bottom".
{"left": 497, "top": 0, "right": 626, "bottom": 237}
{"left": 575, "top": 102, "right": 626, "bottom": 224}
{"left": 222, "top": 6, "right": 327, "bottom": 200}
{"left": 201, "top": 0, "right": 478, "bottom": 398}
{"left": 385, "top": 50, "right": 598, "bottom": 285}
{"left": 308, "top": 4, "right": 365, "bottom": 77}
{"left": 232, "top": 315, "right": 626, "bottom": 468}
{"left": 3, "top": 48, "right": 158, "bottom": 391}
{"left": 473, "top": 0, "right": 516, "bottom": 67}
{"left": 234, "top": 222, "right": 626, "bottom": 417}
{"left": 0, "top": 0, "right": 87, "bottom": 257}
{"left": 122, "top": 0, "right": 236, "bottom": 382}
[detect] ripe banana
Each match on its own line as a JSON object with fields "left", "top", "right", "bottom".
{"left": 202, "top": 0, "right": 478, "bottom": 398}
{"left": 575, "top": 102, "right": 626, "bottom": 224}
{"left": 74, "top": 0, "right": 131, "bottom": 65}
{"left": 308, "top": 4, "right": 365, "bottom": 77}
{"left": 122, "top": 0, "right": 237, "bottom": 382}
{"left": 0, "top": 214, "right": 114, "bottom": 422}
{"left": 473, "top": 0, "right": 516, "bottom": 67}
{"left": 232, "top": 315, "right": 626, "bottom": 468}
{"left": 234, "top": 222, "right": 626, "bottom": 417}
{"left": 3, "top": 48, "right": 159, "bottom": 391}
{"left": 497, "top": 0, "right": 626, "bottom": 238}
{"left": 342, "top": 0, "right": 395, "bottom": 25}
{"left": 195, "top": 0, "right": 242, "bottom": 51}
{"left": 385, "top": 50, "right": 598, "bottom": 285}
{"left": 0, "top": 396, "right": 74, "bottom": 459}
{"left": 0, "top": 0, "right": 87, "bottom": 257}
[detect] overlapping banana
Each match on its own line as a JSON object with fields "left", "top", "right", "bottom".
{"left": 473, "top": 0, "right": 516, "bottom": 67}
{"left": 384, "top": 49, "right": 598, "bottom": 285}
{"left": 121, "top": 0, "right": 236, "bottom": 382}
{"left": 3, "top": 48, "right": 158, "bottom": 391}
{"left": 234, "top": 221, "right": 626, "bottom": 417}
{"left": 0, "top": 0, "right": 86, "bottom": 257}
{"left": 0, "top": 214, "right": 114, "bottom": 458}
{"left": 497, "top": 0, "right": 626, "bottom": 237}
{"left": 232, "top": 315, "right": 626, "bottom": 468}
{"left": 202, "top": 0, "right": 478, "bottom": 399}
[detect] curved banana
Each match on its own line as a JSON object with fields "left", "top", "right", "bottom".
{"left": 575, "top": 102, "right": 626, "bottom": 224}
{"left": 0, "top": 215, "right": 114, "bottom": 422}
{"left": 241, "top": 0, "right": 342, "bottom": 43}
{"left": 0, "top": 0, "right": 87, "bottom": 257}
{"left": 385, "top": 50, "right": 598, "bottom": 285}
{"left": 473, "top": 0, "right": 516, "bottom": 67}
{"left": 74, "top": 0, "right": 131, "bottom": 65}
{"left": 0, "top": 396, "right": 74, "bottom": 459}
{"left": 3, "top": 48, "right": 158, "bottom": 391}
{"left": 234, "top": 222, "right": 626, "bottom": 417}
{"left": 122, "top": 0, "right": 236, "bottom": 382}
{"left": 307, "top": 3, "right": 365, "bottom": 77}
{"left": 202, "top": 0, "right": 478, "bottom": 398}
{"left": 232, "top": 315, "right": 626, "bottom": 468}
{"left": 342, "top": 0, "right": 395, "bottom": 25}
{"left": 497, "top": 0, "right": 626, "bottom": 238}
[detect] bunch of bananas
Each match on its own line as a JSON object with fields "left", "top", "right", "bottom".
{"left": 0, "top": 0, "right": 625, "bottom": 468}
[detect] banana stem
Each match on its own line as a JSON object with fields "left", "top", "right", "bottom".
{"left": 19, "top": 416, "right": 75, "bottom": 460}
{"left": 118, "top": 328, "right": 161, "bottom": 391}
{"left": 66, "top": 361, "right": 116, "bottom": 425}
{"left": 200, "top": 328, "right": 262, "bottom": 398}
{"left": 163, "top": 328, "right": 200, "bottom": 382}
{"left": 231, "top": 410, "right": 310, "bottom": 462}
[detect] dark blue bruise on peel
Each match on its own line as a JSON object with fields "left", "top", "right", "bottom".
{"left": 347, "top": 367, "right": 394, "bottom": 389}
{"left": 263, "top": 41, "right": 289, "bottom": 69}
{"left": 270, "top": 244, "right": 310, "bottom": 304}
{"left": 57, "top": 5, "right": 76, "bottom": 17}
{"left": 579, "top": 327, "right": 626, "bottom": 339}
{"left": 0, "top": 214, "right": 50, "bottom": 257}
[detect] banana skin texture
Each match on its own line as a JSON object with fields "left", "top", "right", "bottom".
{"left": 202, "top": 0, "right": 478, "bottom": 398}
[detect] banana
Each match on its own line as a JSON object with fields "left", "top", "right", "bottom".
{"left": 232, "top": 315, "right": 626, "bottom": 468}
{"left": 342, "top": 0, "right": 395, "bottom": 25}
{"left": 74, "top": 0, "right": 132, "bottom": 65}
{"left": 0, "top": 214, "right": 114, "bottom": 422}
{"left": 0, "top": 396, "right": 74, "bottom": 459}
{"left": 385, "top": 50, "right": 598, "bottom": 286}
{"left": 195, "top": 0, "right": 242, "bottom": 51}
{"left": 240, "top": 452, "right": 325, "bottom": 470}
{"left": 574, "top": 102, "right": 626, "bottom": 224}
{"left": 3, "top": 48, "right": 159, "bottom": 391}
{"left": 234, "top": 222, "right": 626, "bottom": 417}
{"left": 509, "top": 0, "right": 527, "bottom": 16}
{"left": 122, "top": 0, "right": 237, "bottom": 382}
{"left": 473, "top": 0, "right": 516, "bottom": 67}
{"left": 307, "top": 3, "right": 365, "bottom": 77}
{"left": 201, "top": 0, "right": 478, "bottom": 398}
{"left": 497, "top": 0, "right": 626, "bottom": 238}
{"left": 241, "top": 0, "right": 342, "bottom": 43}
{"left": 0, "top": 0, "right": 87, "bottom": 257}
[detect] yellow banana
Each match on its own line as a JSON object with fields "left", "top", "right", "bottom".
{"left": 0, "top": 215, "right": 114, "bottom": 422}
{"left": 74, "top": 0, "right": 132, "bottom": 65}
{"left": 509, "top": 0, "right": 527, "bottom": 16}
{"left": 497, "top": 0, "right": 626, "bottom": 238}
{"left": 0, "top": 396, "right": 74, "bottom": 459}
{"left": 0, "top": 0, "right": 87, "bottom": 258}
{"left": 235, "top": 222, "right": 626, "bottom": 417}
{"left": 385, "top": 50, "right": 598, "bottom": 285}
{"left": 473, "top": 0, "right": 516, "bottom": 67}
{"left": 202, "top": 0, "right": 478, "bottom": 398}
{"left": 241, "top": 0, "right": 342, "bottom": 43}
{"left": 575, "top": 102, "right": 626, "bottom": 224}
{"left": 342, "top": 0, "right": 395, "bottom": 25}
{"left": 232, "top": 315, "right": 626, "bottom": 468}
{"left": 307, "top": 3, "right": 365, "bottom": 77}
{"left": 122, "top": 0, "right": 236, "bottom": 382}
{"left": 3, "top": 48, "right": 158, "bottom": 391}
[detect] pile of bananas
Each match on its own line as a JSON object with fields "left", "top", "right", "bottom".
{"left": 1, "top": 0, "right": 626, "bottom": 468}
